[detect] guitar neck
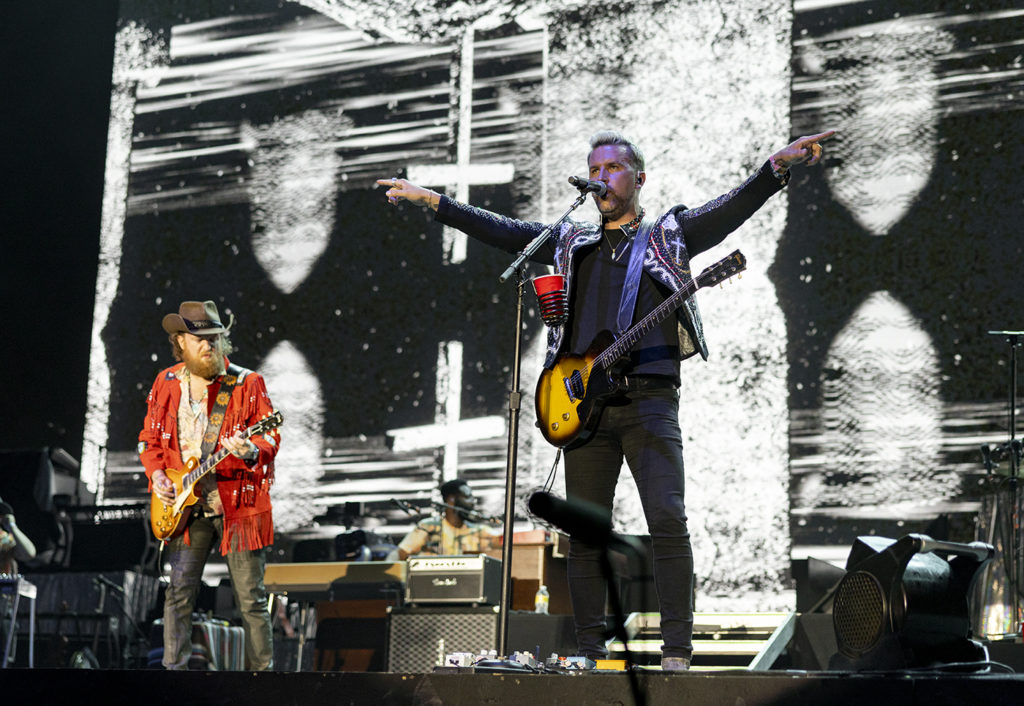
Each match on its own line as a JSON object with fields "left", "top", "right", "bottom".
{"left": 183, "top": 448, "right": 230, "bottom": 489}
{"left": 595, "top": 279, "right": 699, "bottom": 370}
{"left": 182, "top": 427, "right": 257, "bottom": 489}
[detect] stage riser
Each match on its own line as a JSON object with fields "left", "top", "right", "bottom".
{"left": 3, "top": 670, "right": 1023, "bottom": 706}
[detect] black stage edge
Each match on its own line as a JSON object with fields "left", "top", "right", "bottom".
{"left": 4, "top": 669, "right": 1024, "bottom": 705}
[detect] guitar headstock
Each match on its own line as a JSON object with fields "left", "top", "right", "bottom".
{"left": 249, "top": 410, "right": 284, "bottom": 436}
{"left": 696, "top": 250, "right": 747, "bottom": 289}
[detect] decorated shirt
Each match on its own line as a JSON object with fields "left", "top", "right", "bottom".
{"left": 398, "top": 516, "right": 499, "bottom": 557}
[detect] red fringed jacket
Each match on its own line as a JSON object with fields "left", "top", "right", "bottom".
{"left": 138, "top": 358, "right": 279, "bottom": 555}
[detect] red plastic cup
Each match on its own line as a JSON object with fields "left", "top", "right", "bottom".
{"left": 532, "top": 274, "right": 567, "bottom": 326}
{"left": 533, "top": 273, "right": 565, "bottom": 297}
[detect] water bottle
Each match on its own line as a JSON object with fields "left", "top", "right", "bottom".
{"left": 534, "top": 584, "right": 549, "bottom": 614}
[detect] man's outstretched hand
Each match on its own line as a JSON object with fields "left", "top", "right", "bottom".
{"left": 772, "top": 129, "right": 837, "bottom": 170}
{"left": 376, "top": 177, "right": 441, "bottom": 210}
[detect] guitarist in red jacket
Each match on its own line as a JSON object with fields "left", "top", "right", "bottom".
{"left": 378, "top": 129, "right": 831, "bottom": 670}
{"left": 139, "top": 300, "right": 281, "bottom": 670}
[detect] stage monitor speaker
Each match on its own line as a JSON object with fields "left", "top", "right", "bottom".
{"left": 387, "top": 606, "right": 498, "bottom": 672}
{"left": 830, "top": 533, "right": 993, "bottom": 670}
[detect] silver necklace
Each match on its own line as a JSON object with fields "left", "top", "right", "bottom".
{"left": 604, "top": 231, "right": 632, "bottom": 261}
{"left": 603, "top": 210, "right": 644, "bottom": 261}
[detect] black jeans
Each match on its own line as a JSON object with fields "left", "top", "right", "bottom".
{"left": 163, "top": 515, "right": 273, "bottom": 670}
{"left": 563, "top": 386, "right": 694, "bottom": 659}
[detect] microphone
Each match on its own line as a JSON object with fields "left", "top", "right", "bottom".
{"left": 528, "top": 491, "right": 614, "bottom": 545}
{"left": 430, "top": 501, "right": 502, "bottom": 526}
{"left": 391, "top": 498, "right": 419, "bottom": 516}
{"left": 568, "top": 176, "right": 607, "bottom": 197}
{"left": 528, "top": 492, "right": 645, "bottom": 554}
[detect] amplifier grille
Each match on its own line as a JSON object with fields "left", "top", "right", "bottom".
{"left": 388, "top": 608, "right": 498, "bottom": 673}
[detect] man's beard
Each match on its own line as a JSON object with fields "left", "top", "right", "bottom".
{"left": 596, "top": 190, "right": 634, "bottom": 223}
{"left": 183, "top": 347, "right": 225, "bottom": 380}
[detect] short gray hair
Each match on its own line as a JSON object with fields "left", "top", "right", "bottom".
{"left": 588, "top": 130, "right": 645, "bottom": 172}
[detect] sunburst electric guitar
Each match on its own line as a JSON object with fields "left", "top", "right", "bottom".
{"left": 535, "top": 250, "right": 746, "bottom": 449}
{"left": 149, "top": 410, "right": 284, "bottom": 541}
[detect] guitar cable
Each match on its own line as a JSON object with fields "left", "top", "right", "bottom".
{"left": 542, "top": 449, "right": 561, "bottom": 494}
{"left": 525, "top": 449, "right": 563, "bottom": 533}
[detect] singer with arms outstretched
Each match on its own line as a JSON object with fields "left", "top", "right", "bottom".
{"left": 378, "top": 129, "right": 833, "bottom": 670}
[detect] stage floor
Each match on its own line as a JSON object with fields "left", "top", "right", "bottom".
{"left": 4, "top": 668, "right": 1024, "bottom": 706}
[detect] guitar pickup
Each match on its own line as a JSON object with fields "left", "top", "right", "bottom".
{"left": 562, "top": 377, "right": 576, "bottom": 402}
{"left": 564, "top": 370, "right": 585, "bottom": 402}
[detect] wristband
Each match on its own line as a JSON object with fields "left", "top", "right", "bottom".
{"left": 769, "top": 156, "right": 791, "bottom": 185}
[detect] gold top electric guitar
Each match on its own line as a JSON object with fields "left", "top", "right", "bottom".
{"left": 535, "top": 250, "right": 746, "bottom": 449}
{"left": 149, "top": 410, "right": 283, "bottom": 541}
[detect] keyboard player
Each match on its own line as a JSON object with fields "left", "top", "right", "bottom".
{"left": 391, "top": 479, "right": 499, "bottom": 559}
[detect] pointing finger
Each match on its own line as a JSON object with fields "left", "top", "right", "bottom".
{"left": 805, "top": 129, "right": 836, "bottom": 144}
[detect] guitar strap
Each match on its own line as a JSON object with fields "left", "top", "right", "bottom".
{"left": 615, "top": 214, "right": 657, "bottom": 334}
{"left": 199, "top": 363, "right": 243, "bottom": 461}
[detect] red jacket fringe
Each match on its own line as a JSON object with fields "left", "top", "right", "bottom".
{"left": 138, "top": 358, "right": 279, "bottom": 555}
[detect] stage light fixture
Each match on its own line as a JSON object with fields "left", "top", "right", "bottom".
{"left": 830, "top": 534, "right": 994, "bottom": 671}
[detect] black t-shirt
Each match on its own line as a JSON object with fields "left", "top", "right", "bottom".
{"left": 567, "top": 229, "right": 681, "bottom": 382}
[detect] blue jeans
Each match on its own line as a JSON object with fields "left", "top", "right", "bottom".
{"left": 564, "top": 387, "right": 694, "bottom": 660}
{"left": 162, "top": 514, "right": 273, "bottom": 670}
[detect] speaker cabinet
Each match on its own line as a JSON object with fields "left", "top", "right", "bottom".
{"left": 387, "top": 606, "right": 498, "bottom": 672}
{"left": 386, "top": 607, "right": 580, "bottom": 673}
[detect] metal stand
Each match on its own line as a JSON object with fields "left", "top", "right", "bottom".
{"left": 1, "top": 575, "right": 36, "bottom": 668}
{"left": 494, "top": 191, "right": 590, "bottom": 656}
{"left": 981, "top": 330, "right": 1024, "bottom": 637}
{"left": 600, "top": 549, "right": 645, "bottom": 706}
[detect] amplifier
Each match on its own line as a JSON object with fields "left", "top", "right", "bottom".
{"left": 387, "top": 606, "right": 498, "bottom": 672}
{"left": 386, "top": 608, "right": 578, "bottom": 673}
{"left": 405, "top": 555, "right": 501, "bottom": 606}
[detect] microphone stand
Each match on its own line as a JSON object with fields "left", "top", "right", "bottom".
{"left": 600, "top": 549, "right": 645, "bottom": 706}
{"left": 500, "top": 192, "right": 588, "bottom": 282}
{"left": 986, "top": 330, "right": 1024, "bottom": 637}
{"left": 428, "top": 501, "right": 503, "bottom": 525}
{"left": 494, "top": 190, "right": 590, "bottom": 658}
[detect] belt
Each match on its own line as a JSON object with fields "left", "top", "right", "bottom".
{"left": 620, "top": 375, "right": 678, "bottom": 392}
{"left": 193, "top": 506, "right": 223, "bottom": 520}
